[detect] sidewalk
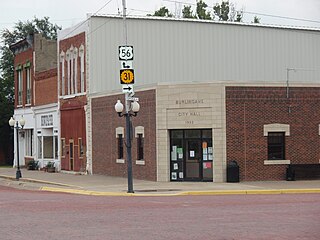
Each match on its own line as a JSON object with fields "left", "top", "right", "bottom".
{"left": 1, "top": 167, "right": 320, "bottom": 196}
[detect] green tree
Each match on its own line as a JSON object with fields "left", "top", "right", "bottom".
{"left": 213, "top": 1, "right": 243, "bottom": 22}
{"left": 0, "top": 16, "right": 60, "bottom": 165}
{"left": 182, "top": 5, "right": 197, "bottom": 19}
{"left": 213, "top": 1, "right": 229, "bottom": 21}
{"left": 196, "top": 0, "right": 212, "bottom": 20}
{"left": 252, "top": 16, "right": 261, "bottom": 23}
{"left": 149, "top": 6, "right": 173, "bottom": 17}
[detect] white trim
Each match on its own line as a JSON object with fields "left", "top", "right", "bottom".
{"left": 135, "top": 126, "right": 144, "bottom": 138}
{"left": 60, "top": 51, "right": 65, "bottom": 96}
{"left": 264, "top": 160, "right": 291, "bottom": 165}
{"left": 74, "top": 47, "right": 78, "bottom": 94}
{"left": 116, "top": 159, "right": 125, "bottom": 164}
{"left": 79, "top": 44, "right": 85, "bottom": 93}
{"left": 135, "top": 160, "right": 145, "bottom": 165}
{"left": 116, "top": 127, "right": 124, "bottom": 137}
{"left": 70, "top": 46, "right": 74, "bottom": 94}
{"left": 66, "top": 50, "right": 71, "bottom": 95}
{"left": 264, "top": 124, "right": 290, "bottom": 136}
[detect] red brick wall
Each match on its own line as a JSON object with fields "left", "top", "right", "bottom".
{"left": 35, "top": 68, "right": 57, "bottom": 106}
{"left": 226, "top": 86, "right": 320, "bottom": 181}
{"left": 91, "top": 90, "right": 157, "bottom": 181}
{"left": 59, "top": 32, "right": 86, "bottom": 95}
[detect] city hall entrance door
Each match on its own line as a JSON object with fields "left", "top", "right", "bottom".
{"left": 170, "top": 129, "right": 213, "bottom": 182}
{"left": 185, "top": 139, "right": 201, "bottom": 180}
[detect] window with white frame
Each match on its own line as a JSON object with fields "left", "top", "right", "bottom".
{"left": 54, "top": 136, "right": 58, "bottom": 159}
{"left": 26, "top": 67, "right": 31, "bottom": 104}
{"left": 268, "top": 132, "right": 285, "bottom": 160}
{"left": 264, "top": 124, "right": 290, "bottom": 161}
{"left": 66, "top": 50, "right": 71, "bottom": 95}
{"left": 116, "top": 127, "right": 124, "bottom": 160}
{"left": 135, "top": 126, "right": 145, "bottom": 160}
{"left": 74, "top": 47, "right": 78, "bottom": 94}
{"left": 38, "top": 136, "right": 42, "bottom": 158}
{"left": 78, "top": 138, "right": 84, "bottom": 158}
{"left": 137, "top": 134, "right": 144, "bottom": 160}
{"left": 25, "top": 129, "right": 33, "bottom": 156}
{"left": 37, "top": 135, "right": 58, "bottom": 160}
{"left": 17, "top": 68, "right": 23, "bottom": 105}
{"left": 43, "top": 136, "right": 53, "bottom": 158}
{"left": 61, "top": 138, "right": 66, "bottom": 157}
{"left": 61, "top": 45, "right": 85, "bottom": 96}
{"left": 118, "top": 134, "right": 124, "bottom": 159}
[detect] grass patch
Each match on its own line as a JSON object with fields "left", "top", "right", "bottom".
{"left": 0, "top": 165, "right": 12, "bottom": 168}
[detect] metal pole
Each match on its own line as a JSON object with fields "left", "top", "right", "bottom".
{"left": 15, "top": 121, "right": 21, "bottom": 180}
{"left": 122, "top": 0, "right": 133, "bottom": 193}
{"left": 125, "top": 95, "right": 133, "bottom": 193}
{"left": 286, "top": 68, "right": 289, "bottom": 98}
{"left": 122, "top": 0, "right": 128, "bottom": 46}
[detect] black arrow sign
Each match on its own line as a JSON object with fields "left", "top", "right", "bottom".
{"left": 123, "top": 85, "right": 132, "bottom": 91}
{"left": 122, "top": 62, "right": 131, "bottom": 69}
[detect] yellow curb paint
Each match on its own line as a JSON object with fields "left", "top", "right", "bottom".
{"left": 41, "top": 187, "right": 320, "bottom": 197}
{"left": 181, "top": 190, "right": 247, "bottom": 196}
{"left": 246, "top": 190, "right": 283, "bottom": 195}
{"left": 280, "top": 189, "right": 320, "bottom": 194}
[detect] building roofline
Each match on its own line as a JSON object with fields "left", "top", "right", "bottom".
{"left": 89, "top": 14, "right": 320, "bottom": 33}
{"left": 9, "top": 34, "right": 34, "bottom": 53}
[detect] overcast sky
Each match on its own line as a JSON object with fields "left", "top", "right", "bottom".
{"left": 1, "top": 0, "right": 320, "bottom": 31}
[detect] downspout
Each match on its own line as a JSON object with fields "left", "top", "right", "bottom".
{"left": 243, "top": 102, "right": 247, "bottom": 181}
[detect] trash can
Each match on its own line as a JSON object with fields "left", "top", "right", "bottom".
{"left": 286, "top": 166, "right": 295, "bottom": 181}
{"left": 227, "top": 160, "right": 240, "bottom": 182}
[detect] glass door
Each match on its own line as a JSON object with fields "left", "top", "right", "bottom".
{"left": 170, "top": 129, "right": 213, "bottom": 182}
{"left": 185, "top": 139, "right": 201, "bottom": 180}
{"left": 69, "top": 139, "right": 74, "bottom": 171}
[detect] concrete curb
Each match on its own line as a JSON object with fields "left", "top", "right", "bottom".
{"left": 2, "top": 174, "right": 320, "bottom": 196}
{"left": 0, "top": 174, "right": 81, "bottom": 189}
{"left": 40, "top": 186, "right": 320, "bottom": 197}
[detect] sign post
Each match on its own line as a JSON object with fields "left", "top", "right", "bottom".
{"left": 118, "top": 42, "right": 137, "bottom": 194}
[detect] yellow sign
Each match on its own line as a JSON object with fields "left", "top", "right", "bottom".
{"left": 120, "top": 69, "right": 134, "bottom": 84}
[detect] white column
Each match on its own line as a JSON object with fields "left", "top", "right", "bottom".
{"left": 74, "top": 47, "right": 78, "bottom": 94}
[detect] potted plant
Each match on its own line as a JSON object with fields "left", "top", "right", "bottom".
{"left": 27, "top": 160, "right": 39, "bottom": 170}
{"left": 46, "top": 161, "right": 55, "bottom": 173}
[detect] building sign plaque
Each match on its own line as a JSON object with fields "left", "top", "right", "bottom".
{"left": 41, "top": 114, "right": 53, "bottom": 127}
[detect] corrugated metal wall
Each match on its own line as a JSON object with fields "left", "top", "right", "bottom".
{"left": 88, "top": 16, "right": 320, "bottom": 94}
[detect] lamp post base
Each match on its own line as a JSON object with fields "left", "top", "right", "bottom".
{"left": 16, "top": 169, "right": 22, "bottom": 180}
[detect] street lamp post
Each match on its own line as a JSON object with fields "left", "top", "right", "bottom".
{"left": 115, "top": 97, "right": 140, "bottom": 193}
{"left": 9, "top": 116, "right": 25, "bottom": 180}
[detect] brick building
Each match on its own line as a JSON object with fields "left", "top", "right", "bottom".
{"left": 58, "top": 26, "right": 87, "bottom": 172}
{"left": 10, "top": 33, "right": 58, "bottom": 169}
{"left": 58, "top": 16, "right": 320, "bottom": 182}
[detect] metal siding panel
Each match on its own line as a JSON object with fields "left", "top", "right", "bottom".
{"left": 89, "top": 17, "right": 320, "bottom": 95}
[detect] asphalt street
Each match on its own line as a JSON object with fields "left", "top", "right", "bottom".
{"left": 0, "top": 185, "right": 319, "bottom": 240}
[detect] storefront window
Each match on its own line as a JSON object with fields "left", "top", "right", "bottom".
{"left": 54, "top": 136, "right": 58, "bottom": 159}
{"left": 38, "top": 136, "right": 42, "bottom": 159}
{"left": 43, "top": 136, "right": 53, "bottom": 158}
{"left": 25, "top": 129, "right": 33, "bottom": 156}
{"left": 171, "top": 130, "right": 183, "bottom": 139}
{"left": 185, "top": 130, "right": 201, "bottom": 138}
